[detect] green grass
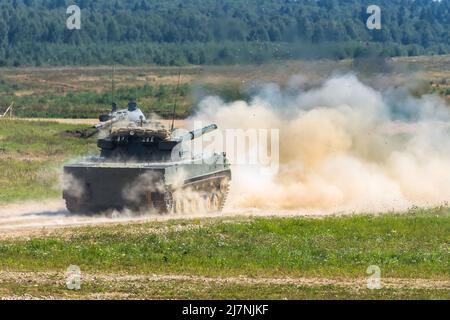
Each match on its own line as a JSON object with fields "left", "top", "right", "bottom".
{"left": 0, "top": 209, "right": 448, "bottom": 279}
{"left": 0, "top": 119, "right": 97, "bottom": 203}
{"left": 0, "top": 120, "right": 95, "bottom": 156}
{"left": 0, "top": 210, "right": 448, "bottom": 299}
{"left": 0, "top": 83, "right": 191, "bottom": 119}
{"left": 0, "top": 79, "right": 241, "bottom": 119}
{"left": 1, "top": 58, "right": 449, "bottom": 119}
{"left": 0, "top": 159, "right": 60, "bottom": 202}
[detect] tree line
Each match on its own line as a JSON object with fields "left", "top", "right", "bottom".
{"left": 0, "top": 0, "right": 449, "bottom": 66}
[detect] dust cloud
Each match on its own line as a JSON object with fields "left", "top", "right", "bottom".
{"left": 122, "top": 171, "right": 165, "bottom": 205}
{"left": 192, "top": 74, "right": 450, "bottom": 213}
{"left": 61, "top": 173, "right": 85, "bottom": 199}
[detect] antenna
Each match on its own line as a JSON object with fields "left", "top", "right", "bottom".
{"left": 171, "top": 69, "right": 182, "bottom": 132}
{"left": 111, "top": 64, "right": 116, "bottom": 112}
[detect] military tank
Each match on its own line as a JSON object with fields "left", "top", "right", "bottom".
{"left": 63, "top": 101, "right": 231, "bottom": 214}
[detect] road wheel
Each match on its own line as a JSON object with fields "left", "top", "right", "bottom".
{"left": 206, "top": 193, "right": 220, "bottom": 213}
{"left": 174, "top": 195, "right": 184, "bottom": 214}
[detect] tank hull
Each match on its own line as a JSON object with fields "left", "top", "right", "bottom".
{"left": 63, "top": 158, "right": 231, "bottom": 214}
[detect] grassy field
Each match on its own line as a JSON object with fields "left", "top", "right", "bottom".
{"left": 0, "top": 58, "right": 449, "bottom": 300}
{"left": 0, "top": 119, "right": 96, "bottom": 203}
{"left": 0, "top": 66, "right": 199, "bottom": 118}
{"left": 1, "top": 55, "right": 449, "bottom": 119}
{"left": 0, "top": 209, "right": 448, "bottom": 299}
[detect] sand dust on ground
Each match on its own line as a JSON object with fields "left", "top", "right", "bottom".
{"left": 0, "top": 200, "right": 329, "bottom": 239}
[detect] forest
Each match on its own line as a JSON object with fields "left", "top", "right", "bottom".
{"left": 0, "top": 0, "right": 449, "bottom": 66}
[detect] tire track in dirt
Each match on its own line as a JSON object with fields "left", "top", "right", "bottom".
{"left": 0, "top": 271, "right": 448, "bottom": 291}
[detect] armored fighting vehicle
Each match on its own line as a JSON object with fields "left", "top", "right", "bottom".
{"left": 63, "top": 101, "right": 231, "bottom": 214}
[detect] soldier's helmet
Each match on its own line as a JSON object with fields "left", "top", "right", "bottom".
{"left": 128, "top": 100, "right": 137, "bottom": 112}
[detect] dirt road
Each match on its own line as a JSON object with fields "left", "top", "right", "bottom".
{"left": 1, "top": 270, "right": 448, "bottom": 291}
{"left": 0, "top": 200, "right": 150, "bottom": 237}
{"left": 0, "top": 200, "right": 325, "bottom": 238}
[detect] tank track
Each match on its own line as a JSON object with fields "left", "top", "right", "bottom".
{"left": 219, "top": 178, "right": 230, "bottom": 211}
{"left": 154, "top": 176, "right": 231, "bottom": 214}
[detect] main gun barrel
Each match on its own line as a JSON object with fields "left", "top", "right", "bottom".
{"left": 182, "top": 124, "right": 218, "bottom": 141}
